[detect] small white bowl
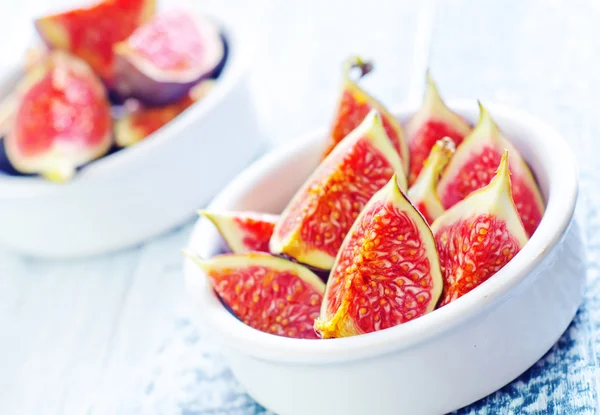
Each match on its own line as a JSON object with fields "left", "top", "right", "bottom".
{"left": 0, "top": 18, "right": 264, "bottom": 259}
{"left": 183, "top": 101, "right": 585, "bottom": 415}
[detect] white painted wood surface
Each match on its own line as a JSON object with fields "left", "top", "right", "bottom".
{"left": 2, "top": 1, "right": 600, "bottom": 414}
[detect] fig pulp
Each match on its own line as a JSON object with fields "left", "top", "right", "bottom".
{"left": 405, "top": 72, "right": 471, "bottom": 185}
{"left": 437, "top": 103, "right": 545, "bottom": 237}
{"left": 5, "top": 51, "right": 112, "bottom": 182}
{"left": 34, "top": 0, "right": 155, "bottom": 83}
{"left": 315, "top": 174, "right": 443, "bottom": 338}
{"left": 185, "top": 252, "right": 325, "bottom": 339}
{"left": 199, "top": 210, "right": 278, "bottom": 254}
{"left": 114, "top": 80, "right": 215, "bottom": 146}
{"left": 407, "top": 137, "right": 455, "bottom": 224}
{"left": 322, "top": 57, "right": 409, "bottom": 173}
{"left": 270, "top": 110, "right": 406, "bottom": 270}
{"left": 113, "top": 10, "right": 224, "bottom": 105}
{"left": 431, "top": 152, "right": 528, "bottom": 307}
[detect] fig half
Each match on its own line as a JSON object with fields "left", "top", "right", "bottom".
{"left": 185, "top": 251, "right": 325, "bottom": 339}
{"left": 34, "top": 0, "right": 155, "bottom": 83}
{"left": 405, "top": 72, "right": 471, "bottom": 185}
{"left": 112, "top": 10, "right": 224, "bottom": 106}
{"left": 315, "top": 174, "right": 443, "bottom": 338}
{"left": 431, "top": 151, "right": 528, "bottom": 307}
{"left": 437, "top": 103, "right": 545, "bottom": 237}
{"left": 407, "top": 137, "right": 455, "bottom": 224}
{"left": 199, "top": 210, "right": 278, "bottom": 254}
{"left": 5, "top": 51, "right": 112, "bottom": 182}
{"left": 322, "top": 57, "right": 409, "bottom": 173}
{"left": 270, "top": 110, "right": 406, "bottom": 270}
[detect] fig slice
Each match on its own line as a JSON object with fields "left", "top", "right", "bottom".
{"left": 322, "top": 57, "right": 409, "bottom": 173}
{"left": 199, "top": 210, "right": 278, "bottom": 254}
{"left": 270, "top": 110, "right": 406, "bottom": 271}
{"left": 114, "top": 79, "right": 215, "bottom": 146}
{"left": 34, "top": 0, "right": 155, "bottom": 83}
{"left": 437, "top": 103, "right": 545, "bottom": 237}
{"left": 405, "top": 72, "right": 471, "bottom": 185}
{"left": 407, "top": 137, "right": 455, "bottom": 224}
{"left": 4, "top": 51, "right": 112, "bottom": 182}
{"left": 185, "top": 251, "right": 325, "bottom": 339}
{"left": 431, "top": 151, "right": 528, "bottom": 307}
{"left": 314, "top": 174, "right": 443, "bottom": 339}
{"left": 112, "top": 10, "right": 224, "bottom": 106}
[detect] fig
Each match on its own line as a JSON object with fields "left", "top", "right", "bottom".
{"left": 437, "top": 103, "right": 545, "bottom": 237}
{"left": 24, "top": 46, "right": 50, "bottom": 72}
{"left": 405, "top": 72, "right": 471, "bottom": 184}
{"left": 185, "top": 251, "right": 325, "bottom": 339}
{"left": 314, "top": 174, "right": 443, "bottom": 338}
{"left": 322, "top": 57, "right": 409, "bottom": 173}
{"left": 431, "top": 151, "right": 528, "bottom": 307}
{"left": 34, "top": 0, "right": 155, "bottom": 83}
{"left": 112, "top": 10, "right": 224, "bottom": 106}
{"left": 407, "top": 137, "right": 455, "bottom": 224}
{"left": 4, "top": 51, "right": 112, "bottom": 182}
{"left": 199, "top": 210, "right": 278, "bottom": 254}
{"left": 114, "top": 79, "right": 215, "bottom": 146}
{"left": 270, "top": 110, "right": 406, "bottom": 271}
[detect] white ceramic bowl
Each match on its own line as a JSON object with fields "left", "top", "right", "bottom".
{"left": 183, "top": 101, "right": 585, "bottom": 415}
{"left": 0, "top": 18, "right": 264, "bottom": 259}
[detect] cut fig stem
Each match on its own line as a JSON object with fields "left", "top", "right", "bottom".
{"left": 424, "top": 137, "right": 455, "bottom": 176}
{"left": 343, "top": 56, "right": 373, "bottom": 81}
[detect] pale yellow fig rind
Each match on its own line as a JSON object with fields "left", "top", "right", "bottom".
{"left": 270, "top": 110, "right": 406, "bottom": 270}
{"left": 34, "top": 18, "right": 71, "bottom": 50}
{"left": 315, "top": 173, "right": 443, "bottom": 339}
{"left": 199, "top": 210, "right": 278, "bottom": 254}
{"left": 114, "top": 116, "right": 144, "bottom": 147}
{"left": 183, "top": 250, "right": 326, "bottom": 293}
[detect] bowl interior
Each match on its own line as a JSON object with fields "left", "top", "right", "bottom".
{"left": 185, "top": 100, "right": 578, "bottom": 363}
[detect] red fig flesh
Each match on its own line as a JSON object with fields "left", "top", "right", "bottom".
{"left": 200, "top": 210, "right": 278, "bottom": 254}
{"left": 431, "top": 152, "right": 528, "bottom": 307}
{"left": 34, "top": 0, "right": 155, "bottom": 83}
{"left": 407, "top": 137, "right": 455, "bottom": 224}
{"left": 270, "top": 110, "right": 406, "bottom": 270}
{"left": 113, "top": 10, "right": 224, "bottom": 105}
{"left": 315, "top": 174, "right": 443, "bottom": 338}
{"left": 323, "top": 57, "right": 409, "bottom": 173}
{"left": 437, "top": 103, "right": 545, "bottom": 237}
{"left": 5, "top": 51, "right": 112, "bottom": 182}
{"left": 114, "top": 80, "right": 215, "bottom": 146}
{"left": 185, "top": 252, "right": 325, "bottom": 339}
{"left": 405, "top": 73, "right": 471, "bottom": 185}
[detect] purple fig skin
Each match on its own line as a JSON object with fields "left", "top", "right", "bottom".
{"left": 111, "top": 13, "right": 225, "bottom": 106}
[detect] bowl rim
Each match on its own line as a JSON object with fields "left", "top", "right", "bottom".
{"left": 183, "top": 100, "right": 579, "bottom": 364}
{"left": 0, "top": 15, "right": 255, "bottom": 199}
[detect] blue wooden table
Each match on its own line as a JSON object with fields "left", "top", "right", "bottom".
{"left": 2, "top": 0, "right": 599, "bottom": 414}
